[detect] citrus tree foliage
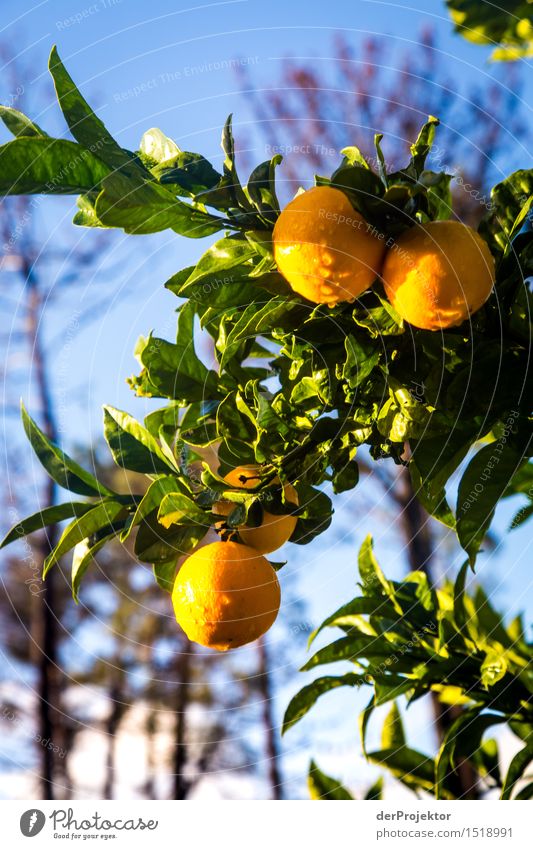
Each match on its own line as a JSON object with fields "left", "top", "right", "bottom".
{"left": 283, "top": 536, "right": 533, "bottom": 800}
{"left": 447, "top": 0, "right": 533, "bottom": 60}
{"left": 0, "top": 47, "right": 531, "bottom": 596}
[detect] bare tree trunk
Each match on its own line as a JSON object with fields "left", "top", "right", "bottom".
{"left": 398, "top": 466, "right": 479, "bottom": 799}
{"left": 103, "top": 682, "right": 122, "bottom": 800}
{"left": 173, "top": 640, "right": 193, "bottom": 799}
{"left": 26, "top": 268, "right": 62, "bottom": 800}
{"left": 257, "top": 636, "right": 283, "bottom": 800}
{"left": 143, "top": 710, "right": 158, "bottom": 800}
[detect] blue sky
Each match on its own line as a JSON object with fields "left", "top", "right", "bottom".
{"left": 1, "top": 0, "right": 532, "bottom": 797}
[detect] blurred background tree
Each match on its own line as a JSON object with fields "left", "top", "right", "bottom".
{"left": 238, "top": 29, "right": 530, "bottom": 223}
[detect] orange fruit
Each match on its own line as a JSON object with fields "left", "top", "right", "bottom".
{"left": 381, "top": 220, "right": 495, "bottom": 330}
{"left": 214, "top": 465, "right": 298, "bottom": 554}
{"left": 172, "top": 541, "right": 280, "bottom": 650}
{"left": 273, "top": 185, "right": 386, "bottom": 306}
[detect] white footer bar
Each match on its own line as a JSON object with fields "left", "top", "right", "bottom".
{"left": 2, "top": 800, "right": 530, "bottom": 848}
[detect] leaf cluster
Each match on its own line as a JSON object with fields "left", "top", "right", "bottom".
{"left": 283, "top": 536, "right": 533, "bottom": 799}
{"left": 447, "top": 0, "right": 533, "bottom": 61}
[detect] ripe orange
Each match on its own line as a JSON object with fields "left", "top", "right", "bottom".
{"left": 214, "top": 465, "right": 298, "bottom": 554}
{"left": 273, "top": 185, "right": 386, "bottom": 306}
{"left": 172, "top": 541, "right": 280, "bottom": 650}
{"left": 381, "top": 220, "right": 495, "bottom": 330}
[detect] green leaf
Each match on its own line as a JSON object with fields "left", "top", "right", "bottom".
{"left": 359, "top": 696, "right": 375, "bottom": 760}
{"left": 457, "top": 441, "right": 528, "bottom": 565}
{"left": 0, "top": 501, "right": 95, "bottom": 549}
{"left": 221, "top": 114, "right": 255, "bottom": 215}
{"left": 0, "top": 106, "right": 47, "bottom": 138}
{"left": 71, "top": 527, "right": 123, "bottom": 602}
{"left": 329, "top": 164, "right": 384, "bottom": 219}
{"left": 174, "top": 236, "right": 258, "bottom": 306}
{"left": 153, "top": 559, "right": 179, "bottom": 593}
{"left": 220, "top": 296, "right": 298, "bottom": 367}
{"left": 481, "top": 650, "right": 508, "bottom": 688}
{"left": 247, "top": 155, "right": 282, "bottom": 223}
{"left": 332, "top": 458, "right": 359, "bottom": 494}
{"left": 157, "top": 492, "right": 209, "bottom": 529}
{"left": 133, "top": 303, "right": 219, "bottom": 402}
{"left": 368, "top": 747, "right": 436, "bottom": 794}
{"left": 447, "top": 0, "right": 533, "bottom": 61}
{"left": 282, "top": 673, "right": 364, "bottom": 734}
{"left": 0, "top": 138, "right": 110, "bottom": 195}
{"left": 364, "top": 776, "right": 384, "bottom": 800}
{"left": 358, "top": 535, "right": 400, "bottom": 611}
{"left": 409, "top": 116, "right": 439, "bottom": 177}
{"left": 289, "top": 483, "right": 333, "bottom": 545}
{"left": 339, "top": 145, "right": 370, "bottom": 170}
{"left": 409, "top": 427, "right": 474, "bottom": 528}
{"left": 480, "top": 169, "right": 533, "bottom": 254}
{"left": 134, "top": 511, "right": 204, "bottom": 563}
{"left": 49, "top": 46, "right": 143, "bottom": 178}
{"left": 501, "top": 740, "right": 533, "bottom": 800}
{"left": 453, "top": 559, "right": 471, "bottom": 638}
{"left": 154, "top": 150, "right": 221, "bottom": 197}
{"left": 72, "top": 192, "right": 104, "bottom": 227}
{"left": 515, "top": 781, "right": 533, "bottom": 800}
{"left": 302, "top": 634, "right": 393, "bottom": 671}
{"left": 121, "top": 475, "right": 186, "bottom": 541}
{"left": 103, "top": 406, "right": 175, "bottom": 474}
{"left": 342, "top": 335, "right": 380, "bottom": 389}
{"left": 309, "top": 597, "right": 381, "bottom": 642}
{"left": 21, "top": 403, "right": 114, "bottom": 497}
{"left": 381, "top": 702, "right": 406, "bottom": 749}
{"left": 373, "top": 134, "right": 388, "bottom": 187}
{"left": 435, "top": 709, "right": 505, "bottom": 799}
{"left": 94, "top": 173, "right": 224, "bottom": 237}
{"left": 44, "top": 501, "right": 125, "bottom": 576}
{"left": 308, "top": 760, "right": 354, "bottom": 800}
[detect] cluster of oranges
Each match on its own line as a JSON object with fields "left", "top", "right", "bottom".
{"left": 173, "top": 186, "right": 496, "bottom": 652}
{"left": 172, "top": 467, "right": 297, "bottom": 651}
{"left": 273, "top": 185, "right": 495, "bottom": 330}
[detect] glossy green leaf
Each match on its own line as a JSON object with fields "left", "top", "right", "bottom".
{"left": 368, "top": 747, "right": 436, "bottom": 794}
{"left": 44, "top": 501, "right": 125, "bottom": 576}
{"left": 457, "top": 442, "right": 528, "bottom": 565}
{"left": 358, "top": 535, "right": 399, "bottom": 610}
{"left": 157, "top": 492, "right": 209, "bottom": 528}
{"left": 501, "top": 740, "right": 533, "bottom": 799}
{"left": 94, "top": 173, "right": 224, "bottom": 237}
{"left": 134, "top": 511, "right": 204, "bottom": 564}
{"left": 134, "top": 303, "right": 219, "bottom": 402}
{"left": 71, "top": 525, "right": 125, "bottom": 602}
{"left": 364, "top": 776, "right": 383, "bottom": 800}
{"left": 247, "top": 155, "right": 282, "bottom": 223}
{"left": 447, "top": 0, "right": 533, "bottom": 60}
{"left": 282, "top": 673, "right": 365, "bottom": 734}
{"left": 22, "top": 403, "right": 114, "bottom": 497}
{"left": 153, "top": 559, "right": 179, "bottom": 593}
{"left": 308, "top": 760, "right": 354, "bottom": 800}
{"left": 49, "top": 46, "right": 143, "bottom": 178}
{"left": 409, "top": 116, "right": 439, "bottom": 176}
{"left": 380, "top": 702, "right": 406, "bottom": 750}
{"left": 103, "top": 406, "right": 175, "bottom": 474}
{"left": 0, "top": 138, "right": 110, "bottom": 195}
{"left": 121, "top": 475, "right": 186, "bottom": 541}
{"left": 0, "top": 106, "right": 47, "bottom": 138}
{"left": 0, "top": 501, "right": 95, "bottom": 549}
